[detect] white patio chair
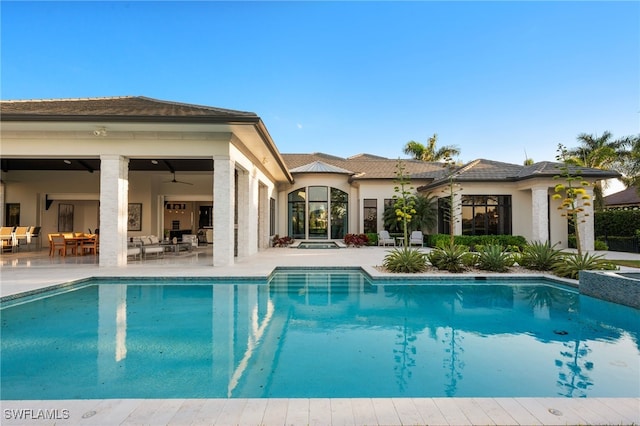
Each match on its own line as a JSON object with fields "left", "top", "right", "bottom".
{"left": 377, "top": 230, "right": 396, "bottom": 246}
{"left": 409, "top": 231, "right": 424, "bottom": 247}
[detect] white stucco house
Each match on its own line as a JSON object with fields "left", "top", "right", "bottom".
{"left": 0, "top": 96, "right": 619, "bottom": 267}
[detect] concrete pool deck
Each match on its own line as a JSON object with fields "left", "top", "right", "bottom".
{"left": 1, "top": 246, "right": 639, "bottom": 425}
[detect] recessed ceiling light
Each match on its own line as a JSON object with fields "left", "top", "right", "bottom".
{"left": 151, "top": 160, "right": 159, "bottom": 165}
{"left": 63, "top": 160, "right": 72, "bottom": 165}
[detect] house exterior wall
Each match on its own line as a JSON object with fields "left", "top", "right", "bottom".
{"left": 418, "top": 180, "right": 581, "bottom": 249}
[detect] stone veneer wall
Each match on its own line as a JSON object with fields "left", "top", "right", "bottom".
{"left": 579, "top": 271, "right": 640, "bottom": 309}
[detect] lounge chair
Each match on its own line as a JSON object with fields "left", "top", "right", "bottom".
{"left": 409, "top": 231, "right": 424, "bottom": 247}
{"left": 377, "top": 230, "right": 396, "bottom": 246}
{"left": 13, "top": 226, "right": 29, "bottom": 251}
{"left": 0, "top": 227, "right": 15, "bottom": 252}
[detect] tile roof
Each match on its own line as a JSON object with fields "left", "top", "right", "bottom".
{"left": 418, "top": 158, "right": 621, "bottom": 190}
{"left": 604, "top": 186, "right": 640, "bottom": 206}
{"left": 290, "top": 161, "right": 354, "bottom": 174}
{"left": 0, "top": 96, "right": 258, "bottom": 122}
{"left": 281, "top": 153, "right": 444, "bottom": 180}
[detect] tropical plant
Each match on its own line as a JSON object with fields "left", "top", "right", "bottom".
{"left": 440, "top": 155, "right": 463, "bottom": 245}
{"left": 553, "top": 144, "right": 593, "bottom": 256}
{"left": 403, "top": 133, "right": 460, "bottom": 162}
{"left": 391, "top": 159, "right": 416, "bottom": 246}
{"left": 383, "top": 193, "right": 437, "bottom": 234}
{"left": 552, "top": 253, "right": 617, "bottom": 280}
{"left": 344, "top": 233, "right": 369, "bottom": 247}
{"left": 272, "top": 235, "right": 294, "bottom": 247}
{"left": 476, "top": 244, "right": 514, "bottom": 272}
{"left": 426, "top": 243, "right": 468, "bottom": 273}
{"left": 383, "top": 247, "right": 429, "bottom": 273}
{"left": 566, "top": 131, "right": 633, "bottom": 209}
{"left": 516, "top": 241, "right": 562, "bottom": 271}
{"left": 616, "top": 134, "right": 640, "bottom": 190}
{"left": 383, "top": 159, "right": 428, "bottom": 272}
{"left": 412, "top": 193, "right": 438, "bottom": 233}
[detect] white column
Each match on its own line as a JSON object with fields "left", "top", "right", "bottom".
{"left": 213, "top": 156, "right": 235, "bottom": 266}
{"left": 531, "top": 186, "right": 549, "bottom": 244}
{"left": 578, "top": 187, "right": 595, "bottom": 252}
{"left": 236, "top": 167, "right": 259, "bottom": 258}
{"left": 452, "top": 192, "right": 463, "bottom": 236}
{"left": 99, "top": 155, "right": 129, "bottom": 267}
{"left": 236, "top": 169, "right": 250, "bottom": 258}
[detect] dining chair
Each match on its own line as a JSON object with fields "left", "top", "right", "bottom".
{"left": 80, "top": 234, "right": 99, "bottom": 255}
{"left": 50, "top": 234, "right": 67, "bottom": 257}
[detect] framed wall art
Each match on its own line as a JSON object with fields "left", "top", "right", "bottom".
{"left": 58, "top": 203, "right": 74, "bottom": 232}
{"left": 128, "top": 203, "right": 142, "bottom": 231}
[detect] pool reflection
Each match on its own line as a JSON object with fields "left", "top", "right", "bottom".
{"left": 1, "top": 273, "right": 639, "bottom": 399}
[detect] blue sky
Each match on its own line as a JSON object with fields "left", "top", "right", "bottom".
{"left": 2, "top": 1, "right": 638, "bottom": 165}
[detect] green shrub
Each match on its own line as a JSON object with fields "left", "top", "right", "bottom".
{"left": 461, "top": 252, "right": 478, "bottom": 267}
{"left": 426, "top": 243, "right": 468, "bottom": 273}
{"left": 594, "top": 239, "right": 608, "bottom": 251}
{"left": 365, "top": 233, "right": 378, "bottom": 246}
{"left": 425, "top": 234, "right": 527, "bottom": 251}
{"left": 476, "top": 244, "right": 514, "bottom": 272}
{"left": 516, "top": 241, "right": 562, "bottom": 271}
{"left": 383, "top": 247, "right": 428, "bottom": 273}
{"left": 552, "top": 253, "right": 618, "bottom": 279}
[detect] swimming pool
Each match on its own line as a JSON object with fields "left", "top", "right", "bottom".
{"left": 1, "top": 270, "right": 638, "bottom": 400}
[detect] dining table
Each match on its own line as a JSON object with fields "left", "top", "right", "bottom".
{"left": 63, "top": 234, "right": 94, "bottom": 255}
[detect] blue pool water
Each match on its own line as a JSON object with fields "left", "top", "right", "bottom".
{"left": 1, "top": 270, "right": 639, "bottom": 400}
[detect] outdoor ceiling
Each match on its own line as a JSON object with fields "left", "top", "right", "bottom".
{"left": 1, "top": 158, "right": 215, "bottom": 173}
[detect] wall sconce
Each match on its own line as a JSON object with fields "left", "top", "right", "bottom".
{"left": 93, "top": 127, "right": 107, "bottom": 137}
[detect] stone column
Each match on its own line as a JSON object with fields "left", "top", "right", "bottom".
{"left": 578, "top": 187, "right": 595, "bottom": 252}
{"left": 452, "top": 191, "right": 463, "bottom": 236}
{"left": 99, "top": 155, "right": 129, "bottom": 267}
{"left": 236, "top": 168, "right": 250, "bottom": 258}
{"left": 236, "top": 167, "right": 259, "bottom": 257}
{"left": 213, "top": 156, "right": 235, "bottom": 266}
{"left": 531, "top": 186, "right": 549, "bottom": 244}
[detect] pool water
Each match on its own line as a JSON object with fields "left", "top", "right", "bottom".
{"left": 1, "top": 271, "right": 639, "bottom": 399}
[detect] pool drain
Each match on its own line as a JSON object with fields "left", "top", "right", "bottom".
{"left": 82, "top": 410, "right": 97, "bottom": 418}
{"left": 548, "top": 408, "right": 563, "bottom": 416}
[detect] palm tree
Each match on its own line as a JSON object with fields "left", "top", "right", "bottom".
{"left": 404, "top": 133, "right": 460, "bottom": 162}
{"left": 616, "top": 134, "right": 640, "bottom": 192}
{"left": 566, "top": 132, "right": 631, "bottom": 209}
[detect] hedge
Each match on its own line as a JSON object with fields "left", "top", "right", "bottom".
{"left": 425, "top": 234, "right": 527, "bottom": 251}
{"left": 595, "top": 210, "right": 640, "bottom": 237}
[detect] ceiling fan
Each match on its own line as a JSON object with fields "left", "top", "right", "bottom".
{"left": 163, "top": 171, "right": 193, "bottom": 185}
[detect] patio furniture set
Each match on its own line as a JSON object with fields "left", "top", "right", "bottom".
{"left": 128, "top": 234, "right": 199, "bottom": 260}
{"left": 377, "top": 230, "right": 424, "bottom": 247}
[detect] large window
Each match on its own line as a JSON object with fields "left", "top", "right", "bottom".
{"left": 330, "top": 188, "right": 348, "bottom": 239}
{"left": 461, "top": 195, "right": 511, "bottom": 235}
{"left": 309, "top": 186, "right": 328, "bottom": 239}
{"left": 269, "top": 198, "right": 276, "bottom": 236}
{"left": 288, "top": 189, "right": 306, "bottom": 239}
{"left": 287, "top": 186, "right": 348, "bottom": 239}
{"left": 363, "top": 199, "right": 377, "bottom": 233}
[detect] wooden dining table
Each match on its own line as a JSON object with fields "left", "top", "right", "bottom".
{"left": 63, "top": 235, "right": 93, "bottom": 256}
